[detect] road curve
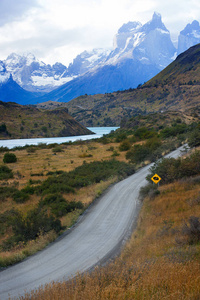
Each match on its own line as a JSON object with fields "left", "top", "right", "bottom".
{"left": 0, "top": 145, "right": 187, "bottom": 299}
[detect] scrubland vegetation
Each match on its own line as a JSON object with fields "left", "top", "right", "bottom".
{"left": 0, "top": 113, "right": 200, "bottom": 299}
{"left": 21, "top": 148, "right": 200, "bottom": 299}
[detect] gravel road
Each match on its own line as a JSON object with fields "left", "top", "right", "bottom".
{"left": 0, "top": 145, "right": 187, "bottom": 299}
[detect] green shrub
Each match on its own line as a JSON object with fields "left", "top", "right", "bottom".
{"left": 126, "top": 144, "right": 151, "bottom": 163}
{"left": 0, "top": 187, "right": 17, "bottom": 202}
{"left": 134, "top": 127, "right": 157, "bottom": 140}
{"left": 115, "top": 133, "right": 127, "bottom": 143}
{"left": 112, "top": 150, "right": 120, "bottom": 157}
{"left": 36, "top": 160, "right": 135, "bottom": 196}
{"left": 13, "top": 190, "right": 30, "bottom": 203}
{"left": 52, "top": 146, "right": 63, "bottom": 153}
{"left": 0, "top": 123, "right": 7, "bottom": 133}
{"left": 26, "top": 147, "right": 36, "bottom": 153}
{"left": 0, "top": 165, "right": 13, "bottom": 180}
{"left": 188, "top": 129, "right": 200, "bottom": 148}
{"left": 7, "top": 207, "right": 62, "bottom": 244}
{"left": 107, "top": 146, "right": 114, "bottom": 152}
{"left": 3, "top": 153, "right": 17, "bottom": 163}
{"left": 119, "top": 139, "right": 131, "bottom": 151}
{"left": 160, "top": 123, "right": 188, "bottom": 139}
{"left": 40, "top": 194, "right": 84, "bottom": 217}
{"left": 0, "top": 146, "right": 9, "bottom": 153}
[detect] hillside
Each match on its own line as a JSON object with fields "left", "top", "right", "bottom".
{"left": 0, "top": 101, "right": 92, "bottom": 139}
{"left": 55, "top": 44, "right": 200, "bottom": 127}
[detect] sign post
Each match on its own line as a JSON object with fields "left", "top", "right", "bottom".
{"left": 151, "top": 174, "right": 161, "bottom": 185}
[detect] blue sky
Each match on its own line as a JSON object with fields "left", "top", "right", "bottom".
{"left": 0, "top": 0, "right": 200, "bottom": 65}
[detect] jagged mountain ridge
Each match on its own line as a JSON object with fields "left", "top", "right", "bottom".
{"left": 62, "top": 43, "right": 200, "bottom": 127}
{"left": 36, "top": 12, "right": 178, "bottom": 104}
{"left": 0, "top": 61, "right": 39, "bottom": 104}
{"left": 178, "top": 20, "right": 200, "bottom": 55}
{"left": 4, "top": 53, "right": 73, "bottom": 93}
{"left": 1, "top": 13, "right": 200, "bottom": 104}
{"left": 4, "top": 49, "right": 111, "bottom": 94}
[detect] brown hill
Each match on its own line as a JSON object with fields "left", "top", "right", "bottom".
{"left": 0, "top": 101, "right": 93, "bottom": 140}
{"left": 56, "top": 44, "right": 200, "bottom": 127}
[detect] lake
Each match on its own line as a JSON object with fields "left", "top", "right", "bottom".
{"left": 0, "top": 127, "right": 119, "bottom": 149}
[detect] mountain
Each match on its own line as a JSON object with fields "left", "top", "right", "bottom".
{"left": 110, "top": 12, "right": 176, "bottom": 69}
{"left": 4, "top": 53, "right": 74, "bottom": 93}
{"left": 0, "top": 61, "right": 38, "bottom": 105}
{"left": 60, "top": 43, "right": 200, "bottom": 127}
{"left": 67, "top": 48, "right": 111, "bottom": 76}
{"left": 3, "top": 50, "right": 111, "bottom": 94}
{"left": 178, "top": 20, "right": 200, "bottom": 55}
{"left": 2, "top": 13, "right": 200, "bottom": 105}
{"left": 0, "top": 101, "right": 93, "bottom": 139}
{"left": 37, "top": 12, "right": 176, "bottom": 104}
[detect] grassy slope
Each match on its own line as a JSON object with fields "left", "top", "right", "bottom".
{"left": 0, "top": 101, "right": 92, "bottom": 139}
{"left": 22, "top": 150, "right": 200, "bottom": 300}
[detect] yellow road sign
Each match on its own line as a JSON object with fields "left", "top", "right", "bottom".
{"left": 151, "top": 174, "right": 161, "bottom": 184}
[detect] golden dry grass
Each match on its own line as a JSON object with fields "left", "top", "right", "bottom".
{"left": 0, "top": 141, "right": 126, "bottom": 264}
{"left": 21, "top": 178, "right": 200, "bottom": 300}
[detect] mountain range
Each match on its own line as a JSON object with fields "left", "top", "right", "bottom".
{"left": 1, "top": 12, "right": 200, "bottom": 105}
{"left": 60, "top": 43, "right": 200, "bottom": 127}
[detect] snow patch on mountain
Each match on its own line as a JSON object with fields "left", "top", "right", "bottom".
{"left": 0, "top": 61, "right": 11, "bottom": 83}
{"left": 4, "top": 53, "right": 73, "bottom": 92}
{"left": 31, "top": 75, "right": 76, "bottom": 87}
{"left": 105, "top": 12, "right": 176, "bottom": 70}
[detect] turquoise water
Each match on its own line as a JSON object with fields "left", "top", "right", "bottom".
{"left": 0, "top": 127, "right": 119, "bottom": 149}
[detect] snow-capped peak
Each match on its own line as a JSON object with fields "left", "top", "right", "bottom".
{"left": 0, "top": 61, "right": 11, "bottom": 83}
{"left": 110, "top": 12, "right": 175, "bottom": 69}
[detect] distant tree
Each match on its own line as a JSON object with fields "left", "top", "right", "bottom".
{"left": 0, "top": 123, "right": 7, "bottom": 133}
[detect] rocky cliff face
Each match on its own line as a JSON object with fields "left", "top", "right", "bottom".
{"left": 178, "top": 20, "right": 200, "bottom": 55}
{"left": 111, "top": 12, "right": 176, "bottom": 69}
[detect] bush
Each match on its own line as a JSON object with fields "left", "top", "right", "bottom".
{"left": 26, "top": 147, "right": 36, "bottom": 153}
{"left": 13, "top": 190, "right": 30, "bottom": 203}
{"left": 112, "top": 150, "right": 120, "bottom": 157}
{"left": 3, "top": 153, "right": 17, "bottom": 163}
{"left": 36, "top": 159, "right": 135, "bottom": 196}
{"left": 115, "top": 133, "right": 127, "bottom": 143}
{"left": 0, "top": 187, "right": 17, "bottom": 202}
{"left": 188, "top": 129, "right": 200, "bottom": 148}
{"left": 0, "top": 165, "right": 13, "bottom": 180}
{"left": 134, "top": 127, "right": 156, "bottom": 140}
{"left": 126, "top": 144, "right": 151, "bottom": 163}
{"left": 119, "top": 139, "right": 131, "bottom": 151}
{"left": 126, "top": 137, "right": 162, "bottom": 164}
{"left": 160, "top": 123, "right": 188, "bottom": 139}
{"left": 40, "top": 194, "right": 84, "bottom": 217}
{"left": 8, "top": 208, "right": 62, "bottom": 244}
{"left": 52, "top": 146, "right": 63, "bottom": 153}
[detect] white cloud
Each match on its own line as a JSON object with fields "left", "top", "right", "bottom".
{"left": 0, "top": 0, "right": 199, "bottom": 65}
{"left": 0, "top": 0, "right": 40, "bottom": 26}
